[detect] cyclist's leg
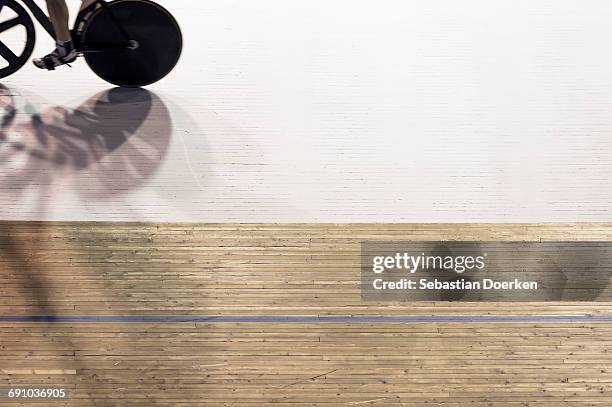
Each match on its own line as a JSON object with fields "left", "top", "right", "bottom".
{"left": 33, "top": 0, "right": 77, "bottom": 70}
{"left": 47, "top": 0, "right": 71, "bottom": 42}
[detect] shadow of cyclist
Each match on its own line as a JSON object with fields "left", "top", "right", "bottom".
{"left": 0, "top": 85, "right": 172, "bottom": 202}
{"left": 0, "top": 83, "right": 173, "bottom": 310}
{"left": 0, "top": 85, "right": 173, "bottom": 390}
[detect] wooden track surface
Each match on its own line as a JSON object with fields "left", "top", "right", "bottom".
{"left": 1, "top": 222, "right": 612, "bottom": 406}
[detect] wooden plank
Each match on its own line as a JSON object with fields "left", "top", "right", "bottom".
{"left": 1, "top": 223, "right": 612, "bottom": 405}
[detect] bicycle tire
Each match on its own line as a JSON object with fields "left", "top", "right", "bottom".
{"left": 0, "top": 0, "right": 35, "bottom": 79}
{"left": 81, "top": 0, "right": 182, "bottom": 87}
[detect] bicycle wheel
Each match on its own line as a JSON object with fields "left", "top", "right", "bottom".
{"left": 0, "top": 0, "right": 35, "bottom": 79}
{"left": 82, "top": 0, "right": 182, "bottom": 87}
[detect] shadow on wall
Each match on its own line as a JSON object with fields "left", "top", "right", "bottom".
{"left": 0, "top": 85, "right": 177, "bottom": 391}
{"left": 0, "top": 84, "right": 174, "bottom": 314}
{"left": 0, "top": 85, "right": 175, "bottom": 383}
{"left": 0, "top": 82, "right": 174, "bottom": 349}
{"left": 0, "top": 84, "right": 172, "bottom": 204}
{"left": 0, "top": 83, "right": 173, "bottom": 318}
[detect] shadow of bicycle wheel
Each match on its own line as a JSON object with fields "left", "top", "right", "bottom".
{"left": 0, "top": 85, "right": 172, "bottom": 201}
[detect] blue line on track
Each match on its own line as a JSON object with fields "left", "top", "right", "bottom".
{"left": 1, "top": 315, "right": 612, "bottom": 323}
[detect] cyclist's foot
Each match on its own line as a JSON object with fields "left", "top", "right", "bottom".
{"left": 33, "top": 41, "right": 77, "bottom": 71}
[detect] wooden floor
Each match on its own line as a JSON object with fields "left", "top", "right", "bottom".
{"left": 1, "top": 223, "right": 612, "bottom": 406}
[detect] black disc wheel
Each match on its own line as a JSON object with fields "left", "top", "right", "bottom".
{"left": 0, "top": 0, "right": 35, "bottom": 79}
{"left": 82, "top": 0, "right": 182, "bottom": 87}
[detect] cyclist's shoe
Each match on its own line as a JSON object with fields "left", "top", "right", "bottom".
{"left": 33, "top": 42, "right": 77, "bottom": 71}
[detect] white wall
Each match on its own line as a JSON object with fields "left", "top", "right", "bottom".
{"left": 1, "top": 0, "right": 612, "bottom": 222}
